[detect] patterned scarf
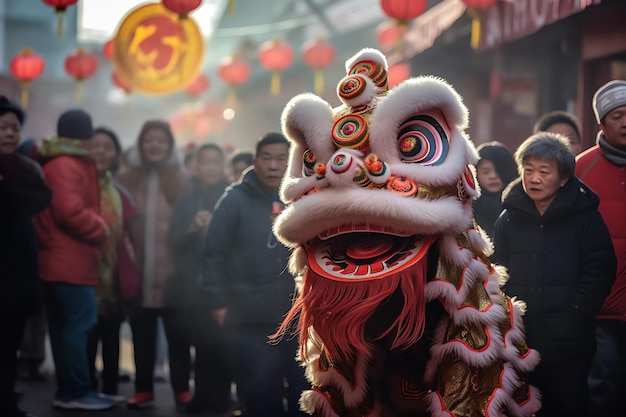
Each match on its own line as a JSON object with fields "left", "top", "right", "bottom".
{"left": 37, "top": 136, "right": 89, "bottom": 158}
{"left": 97, "top": 171, "right": 123, "bottom": 314}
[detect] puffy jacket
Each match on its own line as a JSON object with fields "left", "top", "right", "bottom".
{"left": 35, "top": 154, "right": 106, "bottom": 285}
{"left": 0, "top": 153, "right": 51, "bottom": 313}
{"left": 166, "top": 176, "right": 230, "bottom": 307}
{"left": 576, "top": 144, "right": 626, "bottom": 322}
{"left": 200, "top": 169, "right": 295, "bottom": 324}
{"left": 492, "top": 177, "right": 616, "bottom": 362}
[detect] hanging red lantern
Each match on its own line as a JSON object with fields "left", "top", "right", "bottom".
{"left": 302, "top": 38, "right": 336, "bottom": 94}
{"left": 185, "top": 74, "right": 210, "bottom": 98}
{"left": 10, "top": 48, "right": 45, "bottom": 108}
{"left": 64, "top": 48, "right": 99, "bottom": 104}
{"left": 380, "top": 0, "right": 427, "bottom": 20}
{"left": 218, "top": 55, "right": 250, "bottom": 105}
{"left": 112, "top": 72, "right": 132, "bottom": 95}
{"left": 462, "top": 0, "right": 499, "bottom": 49}
{"left": 161, "top": 0, "right": 202, "bottom": 19}
{"left": 376, "top": 20, "right": 403, "bottom": 53}
{"left": 380, "top": 0, "right": 427, "bottom": 54}
{"left": 258, "top": 39, "right": 294, "bottom": 96}
{"left": 388, "top": 62, "right": 411, "bottom": 88}
{"left": 42, "top": 0, "right": 79, "bottom": 39}
{"left": 103, "top": 40, "right": 114, "bottom": 61}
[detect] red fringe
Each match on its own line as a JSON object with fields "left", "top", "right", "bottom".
{"left": 274, "top": 260, "right": 427, "bottom": 364}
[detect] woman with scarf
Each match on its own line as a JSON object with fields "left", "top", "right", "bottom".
{"left": 85, "top": 127, "right": 139, "bottom": 401}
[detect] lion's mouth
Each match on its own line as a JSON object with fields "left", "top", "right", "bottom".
{"left": 307, "top": 224, "right": 433, "bottom": 282}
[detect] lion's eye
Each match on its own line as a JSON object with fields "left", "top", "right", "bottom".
{"left": 397, "top": 114, "right": 449, "bottom": 166}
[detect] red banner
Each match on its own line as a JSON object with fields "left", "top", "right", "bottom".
{"left": 477, "top": 0, "right": 602, "bottom": 50}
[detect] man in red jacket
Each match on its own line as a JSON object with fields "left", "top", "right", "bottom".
{"left": 33, "top": 109, "right": 114, "bottom": 411}
{"left": 575, "top": 80, "right": 626, "bottom": 417}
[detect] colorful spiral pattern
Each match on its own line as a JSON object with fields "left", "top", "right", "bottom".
{"left": 349, "top": 60, "right": 388, "bottom": 89}
{"left": 302, "top": 149, "right": 316, "bottom": 177}
{"left": 338, "top": 76, "right": 367, "bottom": 101}
{"left": 397, "top": 115, "right": 449, "bottom": 166}
{"left": 332, "top": 114, "right": 370, "bottom": 153}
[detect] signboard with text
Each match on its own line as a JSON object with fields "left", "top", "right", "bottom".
{"left": 477, "top": 0, "right": 602, "bottom": 50}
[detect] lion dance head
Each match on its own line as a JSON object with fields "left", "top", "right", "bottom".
{"left": 274, "top": 48, "right": 541, "bottom": 417}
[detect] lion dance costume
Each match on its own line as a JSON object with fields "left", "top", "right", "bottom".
{"left": 273, "top": 48, "right": 541, "bottom": 417}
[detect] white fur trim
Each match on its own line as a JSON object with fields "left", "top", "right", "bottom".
{"left": 281, "top": 93, "right": 336, "bottom": 180}
{"left": 344, "top": 48, "right": 388, "bottom": 73}
{"left": 302, "top": 333, "right": 369, "bottom": 408}
{"left": 507, "top": 385, "right": 542, "bottom": 417}
{"left": 275, "top": 187, "right": 472, "bottom": 247}
{"left": 300, "top": 390, "right": 339, "bottom": 417}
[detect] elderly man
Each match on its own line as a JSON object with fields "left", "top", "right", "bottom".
{"left": 576, "top": 80, "right": 626, "bottom": 417}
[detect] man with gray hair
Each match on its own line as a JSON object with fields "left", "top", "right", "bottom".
{"left": 576, "top": 79, "right": 626, "bottom": 417}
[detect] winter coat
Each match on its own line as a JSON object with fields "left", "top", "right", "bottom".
{"left": 576, "top": 145, "right": 626, "bottom": 322}
{"left": 200, "top": 169, "right": 296, "bottom": 324}
{"left": 166, "top": 176, "right": 230, "bottom": 307}
{"left": 117, "top": 149, "right": 189, "bottom": 308}
{"left": 0, "top": 153, "right": 51, "bottom": 313}
{"left": 34, "top": 148, "right": 107, "bottom": 286}
{"left": 492, "top": 177, "right": 616, "bottom": 363}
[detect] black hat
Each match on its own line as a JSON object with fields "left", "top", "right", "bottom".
{"left": 57, "top": 109, "right": 94, "bottom": 140}
{"left": 0, "top": 95, "right": 25, "bottom": 125}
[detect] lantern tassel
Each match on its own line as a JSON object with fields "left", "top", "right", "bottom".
{"left": 228, "top": 0, "right": 235, "bottom": 16}
{"left": 56, "top": 11, "right": 64, "bottom": 40}
{"left": 75, "top": 80, "right": 83, "bottom": 104}
{"left": 314, "top": 69, "right": 324, "bottom": 94}
{"left": 470, "top": 17, "right": 481, "bottom": 49}
{"left": 20, "top": 81, "right": 30, "bottom": 108}
{"left": 227, "top": 86, "right": 237, "bottom": 106}
{"left": 271, "top": 72, "right": 281, "bottom": 96}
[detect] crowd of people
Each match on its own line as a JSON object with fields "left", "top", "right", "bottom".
{"left": 0, "top": 78, "right": 625, "bottom": 417}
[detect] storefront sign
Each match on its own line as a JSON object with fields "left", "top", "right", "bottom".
{"left": 478, "top": 0, "right": 602, "bottom": 50}
{"left": 388, "top": 0, "right": 467, "bottom": 63}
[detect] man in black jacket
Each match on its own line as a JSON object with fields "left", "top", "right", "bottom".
{"left": 0, "top": 96, "right": 51, "bottom": 417}
{"left": 201, "top": 133, "right": 308, "bottom": 417}
{"left": 492, "top": 132, "right": 616, "bottom": 417}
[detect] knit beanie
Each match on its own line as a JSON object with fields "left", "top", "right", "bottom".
{"left": 592, "top": 80, "right": 626, "bottom": 124}
{"left": 57, "top": 109, "right": 93, "bottom": 140}
{"left": 0, "top": 95, "right": 25, "bottom": 125}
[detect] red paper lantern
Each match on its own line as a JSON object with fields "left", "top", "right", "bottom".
{"left": 64, "top": 48, "right": 99, "bottom": 103}
{"left": 42, "top": 0, "right": 79, "bottom": 39}
{"left": 380, "top": 0, "right": 427, "bottom": 21}
{"left": 185, "top": 74, "right": 210, "bottom": 97}
{"left": 218, "top": 55, "right": 250, "bottom": 104}
{"left": 376, "top": 20, "right": 402, "bottom": 50}
{"left": 10, "top": 48, "right": 45, "bottom": 108}
{"left": 162, "top": 0, "right": 201, "bottom": 18}
{"left": 462, "top": 0, "right": 499, "bottom": 8}
{"left": 258, "top": 39, "right": 294, "bottom": 95}
{"left": 302, "top": 38, "right": 336, "bottom": 93}
{"left": 388, "top": 62, "right": 411, "bottom": 88}
{"left": 103, "top": 39, "right": 114, "bottom": 61}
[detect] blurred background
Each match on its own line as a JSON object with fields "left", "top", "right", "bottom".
{"left": 0, "top": 0, "right": 625, "bottom": 152}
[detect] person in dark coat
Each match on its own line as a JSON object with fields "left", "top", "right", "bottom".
{"left": 0, "top": 96, "right": 51, "bottom": 417}
{"left": 167, "top": 143, "right": 231, "bottom": 414}
{"left": 492, "top": 132, "right": 616, "bottom": 417}
{"left": 473, "top": 141, "right": 517, "bottom": 238}
{"left": 201, "top": 133, "right": 308, "bottom": 417}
